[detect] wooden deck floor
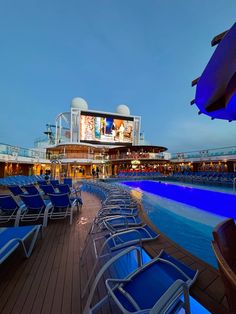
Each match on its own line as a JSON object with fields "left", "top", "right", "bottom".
{"left": 0, "top": 191, "right": 228, "bottom": 314}
{"left": 0, "top": 191, "right": 101, "bottom": 314}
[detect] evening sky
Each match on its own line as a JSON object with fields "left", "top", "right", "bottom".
{"left": 0, "top": 0, "right": 236, "bottom": 152}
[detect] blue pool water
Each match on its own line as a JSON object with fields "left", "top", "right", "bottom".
{"left": 121, "top": 180, "right": 234, "bottom": 267}
{"left": 123, "top": 180, "right": 236, "bottom": 219}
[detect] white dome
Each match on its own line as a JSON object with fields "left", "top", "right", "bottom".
{"left": 71, "top": 97, "right": 88, "bottom": 110}
{"left": 116, "top": 104, "right": 130, "bottom": 115}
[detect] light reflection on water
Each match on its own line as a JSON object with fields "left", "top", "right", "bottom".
{"left": 120, "top": 181, "right": 229, "bottom": 267}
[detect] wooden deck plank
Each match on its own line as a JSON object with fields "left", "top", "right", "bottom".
{"left": 19, "top": 222, "right": 66, "bottom": 314}
{"left": 39, "top": 223, "right": 67, "bottom": 314}
{"left": 30, "top": 222, "right": 68, "bottom": 314}
{"left": 0, "top": 223, "right": 55, "bottom": 314}
{"left": 61, "top": 224, "right": 75, "bottom": 314}
{"left": 205, "top": 277, "right": 226, "bottom": 303}
{"left": 50, "top": 202, "right": 91, "bottom": 314}
{"left": 196, "top": 268, "right": 219, "bottom": 290}
{"left": 71, "top": 221, "right": 82, "bottom": 314}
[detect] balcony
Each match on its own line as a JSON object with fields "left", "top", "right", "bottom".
{"left": 109, "top": 152, "right": 168, "bottom": 161}
{"left": 171, "top": 146, "right": 236, "bottom": 162}
{"left": 0, "top": 143, "right": 47, "bottom": 163}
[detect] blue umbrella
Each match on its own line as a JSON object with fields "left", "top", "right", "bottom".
{"left": 193, "top": 22, "right": 236, "bottom": 121}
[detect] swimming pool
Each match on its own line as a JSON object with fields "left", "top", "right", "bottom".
{"left": 121, "top": 180, "right": 234, "bottom": 267}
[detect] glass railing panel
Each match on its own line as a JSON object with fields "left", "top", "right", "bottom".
{"left": 171, "top": 146, "right": 236, "bottom": 160}
{"left": 0, "top": 144, "right": 8, "bottom": 154}
{"left": 0, "top": 143, "right": 47, "bottom": 160}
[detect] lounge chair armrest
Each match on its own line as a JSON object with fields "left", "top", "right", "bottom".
{"left": 101, "top": 205, "right": 122, "bottom": 210}
{"left": 45, "top": 202, "right": 53, "bottom": 212}
{"left": 105, "top": 279, "right": 188, "bottom": 314}
{"left": 0, "top": 238, "right": 19, "bottom": 257}
{"left": 15, "top": 205, "right": 27, "bottom": 226}
{"left": 96, "top": 214, "right": 127, "bottom": 224}
{"left": 113, "top": 228, "right": 142, "bottom": 239}
{"left": 83, "top": 246, "right": 143, "bottom": 314}
{"left": 42, "top": 202, "right": 53, "bottom": 227}
{"left": 106, "top": 278, "right": 130, "bottom": 288}
{"left": 19, "top": 203, "right": 27, "bottom": 212}
{"left": 96, "top": 229, "right": 144, "bottom": 258}
{"left": 103, "top": 221, "right": 117, "bottom": 233}
{"left": 150, "top": 279, "right": 189, "bottom": 314}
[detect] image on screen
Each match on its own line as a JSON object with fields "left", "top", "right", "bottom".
{"left": 80, "top": 112, "right": 134, "bottom": 145}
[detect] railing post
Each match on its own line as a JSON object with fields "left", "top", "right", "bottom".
{"left": 233, "top": 177, "right": 236, "bottom": 191}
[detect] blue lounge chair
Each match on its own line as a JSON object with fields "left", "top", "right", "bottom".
{"left": 63, "top": 178, "right": 72, "bottom": 187}
{"left": 39, "top": 184, "right": 58, "bottom": 195}
{"left": 56, "top": 184, "right": 83, "bottom": 206}
{"left": 0, "top": 195, "right": 25, "bottom": 226}
{"left": 37, "top": 180, "right": 47, "bottom": 185}
{"left": 59, "top": 182, "right": 82, "bottom": 196}
{"left": 91, "top": 215, "right": 142, "bottom": 234}
{"left": 107, "top": 249, "right": 197, "bottom": 313}
{"left": 24, "top": 185, "right": 40, "bottom": 195}
{"left": 0, "top": 225, "right": 42, "bottom": 264}
{"left": 57, "top": 184, "right": 72, "bottom": 194}
{"left": 94, "top": 224, "right": 159, "bottom": 258}
{"left": 103, "top": 196, "right": 137, "bottom": 206}
{"left": 83, "top": 246, "right": 198, "bottom": 314}
{"left": 50, "top": 179, "right": 59, "bottom": 187}
{"left": 48, "top": 193, "right": 79, "bottom": 224}
{"left": 103, "top": 215, "right": 142, "bottom": 230}
{"left": 8, "top": 185, "right": 26, "bottom": 196}
{"left": 20, "top": 194, "right": 52, "bottom": 227}
{"left": 96, "top": 206, "right": 139, "bottom": 219}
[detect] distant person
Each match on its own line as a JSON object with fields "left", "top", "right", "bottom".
{"left": 92, "top": 168, "right": 96, "bottom": 178}
{"left": 111, "top": 123, "right": 116, "bottom": 140}
{"left": 96, "top": 167, "right": 99, "bottom": 178}
{"left": 45, "top": 170, "right": 50, "bottom": 181}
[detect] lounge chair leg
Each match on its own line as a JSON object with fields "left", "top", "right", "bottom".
{"left": 43, "top": 214, "right": 48, "bottom": 227}
{"left": 183, "top": 285, "right": 190, "bottom": 314}
{"left": 20, "top": 225, "right": 42, "bottom": 258}
{"left": 43, "top": 203, "right": 52, "bottom": 227}
{"left": 14, "top": 210, "right": 21, "bottom": 226}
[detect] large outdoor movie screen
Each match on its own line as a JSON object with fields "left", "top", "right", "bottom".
{"left": 80, "top": 112, "right": 134, "bottom": 145}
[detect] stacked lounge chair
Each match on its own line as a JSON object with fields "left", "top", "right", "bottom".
{"left": 81, "top": 180, "right": 198, "bottom": 314}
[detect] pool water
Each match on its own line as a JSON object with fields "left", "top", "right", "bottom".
{"left": 120, "top": 180, "right": 233, "bottom": 267}
{"left": 123, "top": 180, "right": 236, "bottom": 219}
{"left": 163, "top": 179, "right": 235, "bottom": 194}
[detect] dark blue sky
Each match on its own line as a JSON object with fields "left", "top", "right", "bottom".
{"left": 1, "top": 0, "right": 236, "bottom": 152}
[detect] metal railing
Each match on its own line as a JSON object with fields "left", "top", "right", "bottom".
{"left": 0, "top": 143, "right": 47, "bottom": 160}
{"left": 171, "top": 146, "right": 236, "bottom": 161}
{"left": 109, "top": 152, "right": 167, "bottom": 161}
